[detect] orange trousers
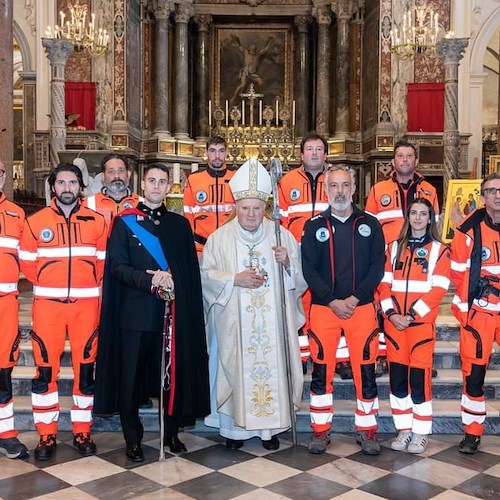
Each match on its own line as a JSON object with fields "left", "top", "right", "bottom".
{"left": 31, "top": 298, "right": 99, "bottom": 436}
{"left": 459, "top": 309, "right": 500, "bottom": 437}
{"left": 0, "top": 294, "right": 20, "bottom": 439}
{"left": 308, "top": 302, "right": 379, "bottom": 432}
{"left": 385, "top": 321, "right": 435, "bottom": 434}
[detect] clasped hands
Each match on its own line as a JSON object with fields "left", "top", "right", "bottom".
{"left": 389, "top": 313, "right": 412, "bottom": 331}
{"left": 329, "top": 295, "right": 359, "bottom": 319}
{"left": 146, "top": 269, "right": 174, "bottom": 291}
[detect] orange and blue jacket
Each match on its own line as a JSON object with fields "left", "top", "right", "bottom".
{"left": 19, "top": 199, "right": 107, "bottom": 300}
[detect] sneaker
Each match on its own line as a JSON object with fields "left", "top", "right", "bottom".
{"left": 308, "top": 431, "right": 330, "bottom": 454}
{"left": 375, "top": 356, "right": 388, "bottom": 378}
{"left": 407, "top": 433, "right": 428, "bottom": 454}
{"left": 335, "top": 361, "right": 353, "bottom": 380}
{"left": 73, "top": 432, "right": 97, "bottom": 456}
{"left": 391, "top": 430, "right": 413, "bottom": 451}
{"left": 35, "top": 434, "right": 57, "bottom": 461}
{"left": 0, "top": 437, "right": 29, "bottom": 459}
{"left": 356, "top": 429, "right": 381, "bottom": 455}
{"left": 458, "top": 433, "right": 481, "bottom": 454}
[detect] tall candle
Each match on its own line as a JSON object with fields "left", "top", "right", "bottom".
{"left": 259, "top": 100, "right": 263, "bottom": 125}
{"left": 173, "top": 163, "right": 181, "bottom": 184}
{"left": 191, "top": 163, "right": 199, "bottom": 173}
{"left": 208, "top": 100, "right": 212, "bottom": 127}
{"left": 225, "top": 100, "right": 229, "bottom": 126}
{"left": 242, "top": 100, "right": 245, "bottom": 126}
{"left": 292, "top": 100, "right": 296, "bottom": 126}
{"left": 275, "top": 100, "right": 279, "bottom": 125}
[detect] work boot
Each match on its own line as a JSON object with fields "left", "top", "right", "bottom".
{"left": 390, "top": 430, "right": 412, "bottom": 451}
{"left": 73, "top": 433, "right": 97, "bottom": 456}
{"left": 335, "top": 361, "right": 353, "bottom": 380}
{"left": 375, "top": 356, "right": 388, "bottom": 378}
{"left": 34, "top": 434, "right": 57, "bottom": 461}
{"left": 407, "top": 433, "right": 429, "bottom": 454}
{"left": 458, "top": 433, "right": 481, "bottom": 454}
{"left": 308, "top": 431, "right": 330, "bottom": 454}
{"left": 356, "top": 429, "right": 381, "bottom": 455}
{"left": 0, "top": 437, "right": 29, "bottom": 460}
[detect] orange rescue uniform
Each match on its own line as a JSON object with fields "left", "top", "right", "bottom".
{"left": 83, "top": 191, "right": 140, "bottom": 230}
{"left": 379, "top": 238, "right": 450, "bottom": 435}
{"left": 19, "top": 200, "right": 107, "bottom": 436}
{"left": 0, "top": 194, "right": 25, "bottom": 439}
{"left": 183, "top": 167, "right": 235, "bottom": 257}
{"left": 365, "top": 171, "right": 439, "bottom": 246}
{"left": 451, "top": 208, "right": 500, "bottom": 437}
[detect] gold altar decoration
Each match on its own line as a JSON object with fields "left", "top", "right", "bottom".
{"left": 209, "top": 85, "right": 297, "bottom": 167}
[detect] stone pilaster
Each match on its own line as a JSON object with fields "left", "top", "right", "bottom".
{"left": 294, "top": 15, "right": 311, "bottom": 137}
{"left": 19, "top": 71, "right": 37, "bottom": 193}
{"left": 42, "top": 38, "right": 74, "bottom": 167}
{"left": 0, "top": 0, "right": 14, "bottom": 198}
{"left": 151, "top": 0, "right": 174, "bottom": 139}
{"left": 331, "top": 0, "right": 353, "bottom": 138}
{"left": 194, "top": 14, "right": 212, "bottom": 140}
{"left": 173, "top": 3, "right": 193, "bottom": 140}
{"left": 437, "top": 38, "right": 468, "bottom": 193}
{"left": 314, "top": 4, "right": 332, "bottom": 137}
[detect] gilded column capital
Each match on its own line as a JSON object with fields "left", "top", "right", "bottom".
{"left": 194, "top": 14, "right": 212, "bottom": 32}
{"left": 294, "top": 15, "right": 311, "bottom": 34}
{"left": 175, "top": 4, "right": 194, "bottom": 24}
{"left": 437, "top": 38, "right": 469, "bottom": 64}
{"left": 149, "top": 0, "right": 174, "bottom": 20}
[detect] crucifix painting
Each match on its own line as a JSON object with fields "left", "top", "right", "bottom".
{"left": 215, "top": 26, "right": 291, "bottom": 107}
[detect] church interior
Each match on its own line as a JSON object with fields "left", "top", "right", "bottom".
{"left": 0, "top": 1, "right": 500, "bottom": 499}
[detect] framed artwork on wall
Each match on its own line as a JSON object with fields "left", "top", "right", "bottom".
{"left": 488, "top": 155, "right": 500, "bottom": 174}
{"left": 441, "top": 179, "right": 483, "bottom": 243}
{"left": 214, "top": 25, "right": 292, "bottom": 107}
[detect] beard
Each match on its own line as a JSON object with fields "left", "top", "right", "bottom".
{"left": 56, "top": 191, "right": 78, "bottom": 205}
{"left": 105, "top": 179, "right": 128, "bottom": 195}
{"left": 329, "top": 194, "right": 352, "bottom": 212}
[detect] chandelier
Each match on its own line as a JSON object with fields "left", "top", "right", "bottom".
{"left": 44, "top": 1, "right": 109, "bottom": 56}
{"left": 389, "top": 2, "right": 451, "bottom": 59}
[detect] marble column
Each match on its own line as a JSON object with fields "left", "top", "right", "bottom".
{"left": 151, "top": 0, "right": 173, "bottom": 138}
{"left": 194, "top": 15, "right": 212, "bottom": 140}
{"left": 0, "top": 0, "right": 14, "bottom": 199}
{"left": 332, "top": 0, "right": 352, "bottom": 138}
{"left": 173, "top": 4, "right": 193, "bottom": 140}
{"left": 315, "top": 5, "right": 332, "bottom": 137}
{"left": 294, "top": 15, "right": 311, "bottom": 137}
{"left": 19, "top": 71, "right": 37, "bottom": 193}
{"left": 42, "top": 38, "right": 74, "bottom": 168}
{"left": 437, "top": 38, "right": 468, "bottom": 192}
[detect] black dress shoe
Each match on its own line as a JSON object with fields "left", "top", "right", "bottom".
{"left": 262, "top": 435, "right": 280, "bottom": 450}
{"left": 225, "top": 438, "right": 244, "bottom": 450}
{"left": 125, "top": 444, "right": 144, "bottom": 462}
{"left": 164, "top": 434, "right": 187, "bottom": 453}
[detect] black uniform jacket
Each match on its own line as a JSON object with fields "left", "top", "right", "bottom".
{"left": 301, "top": 205, "right": 385, "bottom": 306}
{"left": 94, "top": 203, "right": 210, "bottom": 425}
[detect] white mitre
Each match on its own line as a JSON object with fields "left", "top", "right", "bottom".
{"left": 229, "top": 157, "right": 272, "bottom": 202}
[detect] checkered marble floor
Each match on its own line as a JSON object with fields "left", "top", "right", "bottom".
{"left": 1, "top": 431, "right": 500, "bottom": 499}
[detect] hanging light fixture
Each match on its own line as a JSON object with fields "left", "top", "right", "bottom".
{"left": 389, "top": 2, "right": 453, "bottom": 60}
{"left": 44, "top": 1, "right": 109, "bottom": 56}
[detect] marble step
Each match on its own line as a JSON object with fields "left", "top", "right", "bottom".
{"left": 11, "top": 397, "right": 500, "bottom": 435}
{"left": 301, "top": 369, "right": 500, "bottom": 401}
{"left": 12, "top": 365, "right": 500, "bottom": 402}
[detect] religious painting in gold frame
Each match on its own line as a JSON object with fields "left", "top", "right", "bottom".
{"left": 442, "top": 179, "right": 483, "bottom": 243}
{"left": 488, "top": 155, "right": 500, "bottom": 174}
{"left": 214, "top": 25, "right": 292, "bottom": 107}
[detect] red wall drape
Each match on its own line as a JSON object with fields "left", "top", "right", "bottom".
{"left": 65, "top": 82, "right": 96, "bottom": 130}
{"left": 407, "top": 83, "right": 444, "bottom": 132}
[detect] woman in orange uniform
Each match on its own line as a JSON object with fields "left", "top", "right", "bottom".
{"left": 378, "top": 198, "right": 450, "bottom": 453}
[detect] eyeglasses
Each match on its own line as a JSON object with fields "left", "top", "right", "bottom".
{"left": 0, "top": 170, "right": 5, "bottom": 178}
{"left": 482, "top": 187, "right": 500, "bottom": 196}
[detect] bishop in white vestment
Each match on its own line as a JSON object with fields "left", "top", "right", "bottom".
{"left": 201, "top": 158, "right": 306, "bottom": 450}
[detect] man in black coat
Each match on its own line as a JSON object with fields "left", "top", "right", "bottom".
{"left": 94, "top": 163, "right": 210, "bottom": 462}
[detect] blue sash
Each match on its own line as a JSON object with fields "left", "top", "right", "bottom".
{"left": 121, "top": 215, "right": 168, "bottom": 271}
